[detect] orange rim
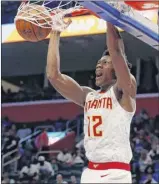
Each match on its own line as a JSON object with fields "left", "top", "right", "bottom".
{"left": 71, "top": 8, "right": 100, "bottom": 18}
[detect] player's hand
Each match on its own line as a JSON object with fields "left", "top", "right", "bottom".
{"left": 51, "top": 9, "right": 72, "bottom": 32}
{"left": 63, "top": 18, "right": 72, "bottom": 28}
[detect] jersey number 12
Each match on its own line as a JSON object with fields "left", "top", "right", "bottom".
{"left": 87, "top": 115, "right": 103, "bottom": 137}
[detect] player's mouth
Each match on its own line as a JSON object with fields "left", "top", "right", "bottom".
{"left": 96, "top": 71, "right": 103, "bottom": 80}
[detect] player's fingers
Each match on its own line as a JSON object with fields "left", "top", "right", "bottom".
{"left": 63, "top": 18, "right": 72, "bottom": 30}
{"left": 64, "top": 18, "right": 72, "bottom": 26}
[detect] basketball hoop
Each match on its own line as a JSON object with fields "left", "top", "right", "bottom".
{"left": 125, "top": 1, "right": 159, "bottom": 11}
{"left": 14, "top": 1, "right": 93, "bottom": 32}
{"left": 105, "top": 1, "right": 158, "bottom": 22}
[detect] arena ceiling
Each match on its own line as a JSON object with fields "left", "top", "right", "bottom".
{"left": 2, "top": 32, "right": 158, "bottom": 77}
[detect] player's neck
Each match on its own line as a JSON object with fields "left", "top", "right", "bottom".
{"left": 100, "top": 80, "right": 116, "bottom": 91}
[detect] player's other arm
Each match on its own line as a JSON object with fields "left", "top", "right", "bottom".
{"left": 106, "top": 22, "right": 136, "bottom": 98}
{"left": 46, "top": 31, "right": 93, "bottom": 107}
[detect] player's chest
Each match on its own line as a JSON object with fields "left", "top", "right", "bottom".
{"left": 84, "top": 92, "right": 113, "bottom": 114}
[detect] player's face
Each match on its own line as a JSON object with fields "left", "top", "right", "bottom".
{"left": 95, "top": 55, "right": 114, "bottom": 87}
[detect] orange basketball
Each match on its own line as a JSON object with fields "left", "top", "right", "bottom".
{"left": 15, "top": 5, "right": 52, "bottom": 42}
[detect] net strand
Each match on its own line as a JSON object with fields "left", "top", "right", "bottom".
{"left": 15, "top": 1, "right": 157, "bottom": 32}
{"left": 15, "top": 0, "right": 83, "bottom": 31}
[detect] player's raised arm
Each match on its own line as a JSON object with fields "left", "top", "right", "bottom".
{"left": 46, "top": 31, "right": 93, "bottom": 107}
{"left": 106, "top": 22, "right": 136, "bottom": 98}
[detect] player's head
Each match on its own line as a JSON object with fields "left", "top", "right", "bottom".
{"left": 95, "top": 49, "right": 132, "bottom": 88}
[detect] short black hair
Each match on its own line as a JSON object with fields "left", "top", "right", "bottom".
{"left": 102, "top": 49, "right": 132, "bottom": 69}
{"left": 102, "top": 49, "right": 109, "bottom": 57}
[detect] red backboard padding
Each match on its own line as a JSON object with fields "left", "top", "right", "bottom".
{"left": 125, "top": 1, "right": 159, "bottom": 10}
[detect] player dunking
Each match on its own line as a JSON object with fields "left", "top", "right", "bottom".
{"left": 46, "top": 21, "right": 136, "bottom": 183}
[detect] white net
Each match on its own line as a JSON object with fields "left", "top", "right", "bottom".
{"left": 14, "top": 1, "right": 83, "bottom": 32}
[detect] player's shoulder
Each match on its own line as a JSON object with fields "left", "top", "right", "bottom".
{"left": 82, "top": 86, "right": 95, "bottom": 105}
{"left": 82, "top": 86, "right": 95, "bottom": 95}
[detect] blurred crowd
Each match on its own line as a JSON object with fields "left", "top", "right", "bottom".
{"left": 1, "top": 59, "right": 159, "bottom": 103}
{"left": 1, "top": 71, "right": 96, "bottom": 103}
{"left": 130, "top": 111, "right": 159, "bottom": 183}
{"left": 1, "top": 85, "right": 64, "bottom": 103}
{"left": 2, "top": 116, "right": 86, "bottom": 184}
{"left": 1, "top": 109, "right": 159, "bottom": 184}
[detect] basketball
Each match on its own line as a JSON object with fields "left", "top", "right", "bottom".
{"left": 15, "top": 5, "right": 52, "bottom": 42}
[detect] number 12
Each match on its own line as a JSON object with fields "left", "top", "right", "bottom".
{"left": 87, "top": 116, "right": 103, "bottom": 137}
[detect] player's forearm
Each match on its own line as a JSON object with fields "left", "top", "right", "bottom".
{"left": 46, "top": 31, "right": 61, "bottom": 79}
{"left": 106, "top": 22, "right": 133, "bottom": 91}
{"left": 106, "top": 22, "right": 129, "bottom": 72}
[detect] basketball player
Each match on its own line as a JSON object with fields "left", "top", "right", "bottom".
{"left": 46, "top": 21, "right": 136, "bottom": 183}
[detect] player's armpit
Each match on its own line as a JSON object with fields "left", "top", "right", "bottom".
{"left": 48, "top": 73, "right": 93, "bottom": 107}
{"left": 114, "top": 81, "right": 136, "bottom": 112}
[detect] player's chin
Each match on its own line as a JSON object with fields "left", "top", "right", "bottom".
{"left": 95, "top": 79, "right": 102, "bottom": 87}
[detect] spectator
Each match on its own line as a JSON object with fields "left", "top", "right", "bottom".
{"left": 20, "top": 163, "right": 29, "bottom": 180}
{"left": 73, "top": 153, "right": 84, "bottom": 164}
{"left": 139, "top": 149, "right": 152, "bottom": 172}
{"left": 20, "top": 161, "right": 39, "bottom": 181}
{"left": 73, "top": 149, "right": 84, "bottom": 164}
{"left": 131, "top": 116, "right": 145, "bottom": 136}
{"left": 17, "top": 124, "right": 32, "bottom": 139}
{"left": 148, "top": 143, "right": 159, "bottom": 161}
{"left": 56, "top": 174, "right": 67, "bottom": 184}
{"left": 132, "top": 177, "right": 137, "bottom": 184}
{"left": 18, "top": 154, "right": 29, "bottom": 171}
{"left": 2, "top": 116, "right": 12, "bottom": 128}
{"left": 70, "top": 175, "right": 77, "bottom": 184}
{"left": 57, "top": 149, "right": 73, "bottom": 164}
{"left": 10, "top": 179, "right": 16, "bottom": 184}
{"left": 154, "top": 129, "right": 159, "bottom": 139}
{"left": 51, "top": 158, "right": 59, "bottom": 174}
{"left": 139, "top": 109, "right": 149, "bottom": 122}
{"left": 138, "top": 130, "right": 151, "bottom": 150}
{"left": 37, "top": 156, "right": 54, "bottom": 177}
{"left": 154, "top": 115, "right": 159, "bottom": 131}
{"left": 145, "top": 164, "right": 155, "bottom": 175}
{"left": 11, "top": 124, "right": 17, "bottom": 135}
{"left": 35, "top": 129, "right": 48, "bottom": 150}
{"left": 143, "top": 174, "right": 158, "bottom": 184}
